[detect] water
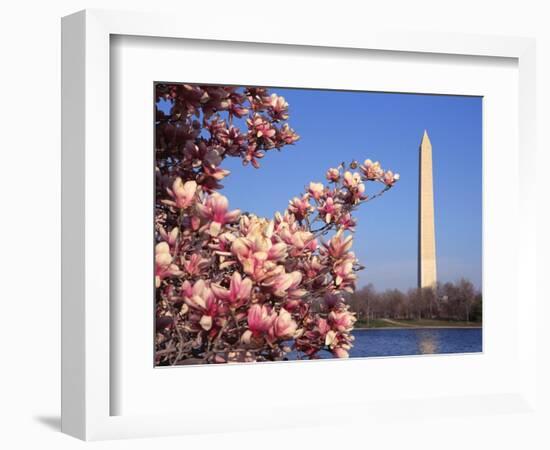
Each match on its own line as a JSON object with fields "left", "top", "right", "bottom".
{"left": 349, "top": 328, "right": 482, "bottom": 358}
{"left": 289, "top": 328, "right": 482, "bottom": 360}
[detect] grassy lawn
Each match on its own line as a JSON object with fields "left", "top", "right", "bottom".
{"left": 355, "top": 318, "right": 482, "bottom": 329}
{"left": 355, "top": 319, "right": 399, "bottom": 328}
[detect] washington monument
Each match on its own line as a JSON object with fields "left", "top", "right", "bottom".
{"left": 418, "top": 130, "right": 437, "bottom": 289}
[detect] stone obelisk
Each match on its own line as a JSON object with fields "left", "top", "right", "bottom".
{"left": 418, "top": 130, "right": 437, "bottom": 289}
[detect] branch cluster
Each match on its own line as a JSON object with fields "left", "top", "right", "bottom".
{"left": 154, "top": 84, "right": 399, "bottom": 364}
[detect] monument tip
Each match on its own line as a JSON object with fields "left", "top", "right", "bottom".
{"left": 421, "top": 129, "right": 431, "bottom": 146}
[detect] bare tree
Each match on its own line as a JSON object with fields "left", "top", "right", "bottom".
{"left": 346, "top": 279, "right": 481, "bottom": 325}
{"left": 457, "top": 278, "right": 475, "bottom": 322}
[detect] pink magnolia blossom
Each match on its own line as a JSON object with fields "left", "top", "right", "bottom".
{"left": 262, "top": 270, "right": 303, "bottom": 297}
{"left": 333, "top": 260, "right": 356, "bottom": 288}
{"left": 183, "top": 141, "right": 217, "bottom": 170}
{"left": 246, "top": 87, "right": 270, "bottom": 110}
{"left": 246, "top": 304, "right": 276, "bottom": 336}
{"left": 221, "top": 126, "right": 246, "bottom": 154}
{"left": 360, "top": 159, "right": 383, "bottom": 180}
{"left": 278, "top": 227, "right": 317, "bottom": 255}
{"left": 349, "top": 183, "right": 367, "bottom": 203}
{"left": 268, "top": 94, "right": 289, "bottom": 121}
{"left": 325, "top": 330, "right": 338, "bottom": 348}
{"left": 203, "top": 166, "right": 231, "bottom": 182}
{"left": 270, "top": 309, "right": 298, "bottom": 340}
{"left": 247, "top": 114, "right": 277, "bottom": 147}
{"left": 207, "top": 115, "right": 229, "bottom": 142}
{"left": 302, "top": 256, "right": 324, "bottom": 279}
{"left": 318, "top": 197, "right": 341, "bottom": 224}
{"left": 155, "top": 242, "right": 182, "bottom": 288}
{"left": 181, "top": 279, "right": 214, "bottom": 311}
{"left": 232, "top": 217, "right": 288, "bottom": 263}
{"left": 324, "top": 326, "right": 353, "bottom": 358}
{"left": 288, "top": 194, "right": 312, "bottom": 221}
{"left": 211, "top": 271, "right": 253, "bottom": 308}
{"left": 317, "top": 318, "right": 331, "bottom": 336}
{"left": 196, "top": 193, "right": 241, "bottom": 236}
{"left": 277, "top": 123, "right": 300, "bottom": 145}
{"left": 230, "top": 219, "right": 289, "bottom": 281}
{"left": 382, "top": 170, "right": 400, "bottom": 186}
{"left": 163, "top": 178, "right": 197, "bottom": 209}
{"left": 343, "top": 171, "right": 367, "bottom": 203}
{"left": 337, "top": 212, "right": 356, "bottom": 231}
{"left": 208, "top": 231, "right": 235, "bottom": 255}
{"left": 328, "top": 310, "right": 356, "bottom": 332}
{"left": 308, "top": 182, "right": 324, "bottom": 201}
{"left": 199, "top": 315, "right": 213, "bottom": 331}
{"left": 158, "top": 226, "right": 179, "bottom": 246}
{"left": 231, "top": 242, "right": 282, "bottom": 282}
{"left": 183, "top": 253, "right": 210, "bottom": 276}
{"left": 243, "top": 142, "right": 264, "bottom": 169}
{"left": 267, "top": 242, "right": 288, "bottom": 260}
{"left": 180, "top": 279, "right": 220, "bottom": 331}
{"left": 325, "top": 167, "right": 340, "bottom": 182}
{"left": 343, "top": 171, "right": 362, "bottom": 190}
{"left": 324, "top": 231, "right": 354, "bottom": 259}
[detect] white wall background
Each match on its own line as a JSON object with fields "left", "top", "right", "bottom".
{"left": 1, "top": 1, "right": 548, "bottom": 449}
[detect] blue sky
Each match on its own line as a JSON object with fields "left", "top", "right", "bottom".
{"left": 161, "top": 87, "right": 482, "bottom": 291}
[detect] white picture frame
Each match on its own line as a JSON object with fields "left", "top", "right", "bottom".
{"left": 61, "top": 9, "right": 537, "bottom": 441}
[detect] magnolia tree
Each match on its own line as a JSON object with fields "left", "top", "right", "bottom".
{"left": 155, "top": 84, "right": 399, "bottom": 365}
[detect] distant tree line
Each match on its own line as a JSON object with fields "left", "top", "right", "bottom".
{"left": 345, "top": 279, "right": 482, "bottom": 324}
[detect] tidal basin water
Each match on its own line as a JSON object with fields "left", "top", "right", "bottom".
{"left": 290, "top": 328, "right": 482, "bottom": 360}
{"left": 349, "top": 328, "right": 482, "bottom": 357}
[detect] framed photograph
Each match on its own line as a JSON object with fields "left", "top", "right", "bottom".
{"left": 151, "top": 82, "right": 483, "bottom": 367}
{"left": 62, "top": 9, "right": 538, "bottom": 441}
